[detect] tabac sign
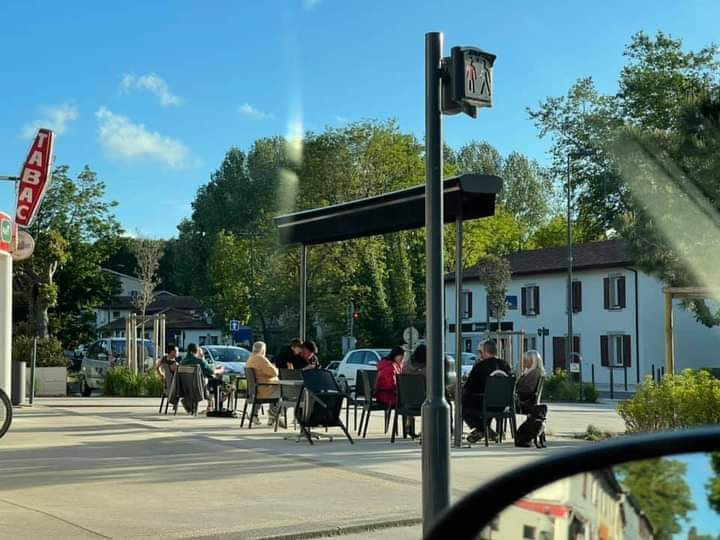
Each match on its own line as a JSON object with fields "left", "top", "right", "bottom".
{"left": 15, "top": 128, "right": 54, "bottom": 228}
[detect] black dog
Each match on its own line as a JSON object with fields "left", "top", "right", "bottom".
{"left": 515, "top": 404, "right": 548, "bottom": 448}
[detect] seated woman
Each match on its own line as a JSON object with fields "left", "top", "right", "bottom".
{"left": 402, "top": 344, "right": 426, "bottom": 375}
{"left": 516, "top": 350, "right": 545, "bottom": 413}
{"left": 373, "top": 346, "right": 406, "bottom": 408}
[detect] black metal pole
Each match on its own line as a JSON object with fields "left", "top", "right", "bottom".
{"left": 299, "top": 245, "right": 307, "bottom": 341}
{"left": 624, "top": 366, "right": 628, "bottom": 392}
{"left": 30, "top": 337, "right": 37, "bottom": 405}
{"left": 454, "top": 206, "right": 463, "bottom": 448}
{"left": 541, "top": 330, "right": 546, "bottom": 366}
{"left": 591, "top": 364, "right": 595, "bottom": 387}
{"left": 566, "top": 155, "right": 574, "bottom": 368}
{"left": 422, "top": 31, "right": 450, "bottom": 533}
{"left": 609, "top": 367, "right": 614, "bottom": 400}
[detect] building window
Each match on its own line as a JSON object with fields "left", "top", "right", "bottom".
{"left": 523, "top": 336, "right": 538, "bottom": 351}
{"left": 521, "top": 286, "right": 540, "bottom": 316}
{"left": 523, "top": 525, "right": 536, "bottom": 540}
{"left": 112, "top": 311, "right": 121, "bottom": 319}
{"left": 568, "top": 280, "right": 582, "bottom": 313}
{"left": 601, "top": 334, "right": 631, "bottom": 367}
{"left": 604, "top": 275, "right": 626, "bottom": 310}
{"left": 462, "top": 291, "right": 473, "bottom": 319}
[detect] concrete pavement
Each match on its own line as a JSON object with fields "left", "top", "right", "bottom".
{"left": 0, "top": 398, "right": 625, "bottom": 539}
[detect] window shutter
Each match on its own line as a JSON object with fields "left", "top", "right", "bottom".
{"left": 623, "top": 335, "right": 631, "bottom": 367}
{"left": 600, "top": 336, "right": 609, "bottom": 367}
{"left": 553, "top": 337, "right": 566, "bottom": 372}
{"left": 618, "top": 276, "right": 627, "bottom": 308}
{"left": 521, "top": 287, "right": 527, "bottom": 315}
{"left": 573, "top": 335, "right": 581, "bottom": 354}
{"left": 603, "top": 278, "right": 610, "bottom": 309}
{"left": 573, "top": 281, "right": 582, "bottom": 312}
{"left": 533, "top": 286, "right": 540, "bottom": 315}
{"left": 467, "top": 292, "right": 473, "bottom": 319}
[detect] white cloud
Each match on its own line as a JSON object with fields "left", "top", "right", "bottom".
{"left": 95, "top": 106, "right": 189, "bottom": 168}
{"left": 120, "top": 73, "right": 182, "bottom": 107}
{"left": 238, "top": 103, "right": 273, "bottom": 120}
{"left": 21, "top": 103, "right": 78, "bottom": 138}
{"left": 303, "top": 0, "right": 322, "bottom": 9}
{"left": 335, "top": 115, "right": 348, "bottom": 124}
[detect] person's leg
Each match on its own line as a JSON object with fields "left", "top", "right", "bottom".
{"left": 267, "top": 386, "right": 281, "bottom": 426}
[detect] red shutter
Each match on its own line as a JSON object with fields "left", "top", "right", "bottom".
{"left": 603, "top": 278, "right": 610, "bottom": 309}
{"left": 600, "top": 336, "right": 609, "bottom": 366}
{"left": 467, "top": 292, "right": 473, "bottom": 319}
{"left": 534, "top": 286, "right": 540, "bottom": 315}
{"left": 553, "top": 337, "right": 566, "bottom": 372}
{"left": 618, "top": 276, "right": 627, "bottom": 309}
{"left": 573, "top": 281, "right": 582, "bottom": 313}
{"left": 623, "top": 335, "right": 632, "bottom": 367}
{"left": 573, "top": 336, "right": 581, "bottom": 354}
{"left": 521, "top": 287, "right": 527, "bottom": 315}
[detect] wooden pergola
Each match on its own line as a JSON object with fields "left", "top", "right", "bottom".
{"left": 663, "top": 287, "right": 720, "bottom": 375}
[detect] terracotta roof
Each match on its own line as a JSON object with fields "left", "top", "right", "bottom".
{"left": 449, "top": 239, "right": 632, "bottom": 281}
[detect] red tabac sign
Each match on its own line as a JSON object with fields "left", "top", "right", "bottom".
{"left": 15, "top": 128, "right": 54, "bottom": 227}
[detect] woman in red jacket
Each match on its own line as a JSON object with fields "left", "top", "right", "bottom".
{"left": 373, "top": 346, "right": 406, "bottom": 407}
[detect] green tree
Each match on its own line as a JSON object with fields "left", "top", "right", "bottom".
{"left": 455, "top": 140, "right": 502, "bottom": 176}
{"left": 707, "top": 452, "right": 720, "bottom": 514}
{"left": 616, "top": 458, "right": 695, "bottom": 540}
{"left": 14, "top": 165, "right": 121, "bottom": 342}
{"left": 474, "top": 255, "right": 511, "bottom": 329}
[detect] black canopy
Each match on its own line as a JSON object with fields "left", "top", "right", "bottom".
{"left": 274, "top": 173, "right": 502, "bottom": 246}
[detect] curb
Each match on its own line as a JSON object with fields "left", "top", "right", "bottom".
{"left": 257, "top": 518, "right": 423, "bottom": 540}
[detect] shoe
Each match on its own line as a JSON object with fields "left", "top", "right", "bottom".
{"left": 267, "top": 417, "right": 275, "bottom": 426}
{"left": 467, "top": 430, "right": 482, "bottom": 444}
{"left": 278, "top": 418, "right": 287, "bottom": 429}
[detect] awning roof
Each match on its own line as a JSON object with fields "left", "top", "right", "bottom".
{"left": 274, "top": 173, "right": 502, "bottom": 246}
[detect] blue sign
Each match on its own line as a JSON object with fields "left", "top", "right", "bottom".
{"left": 505, "top": 295, "right": 518, "bottom": 310}
{"left": 232, "top": 327, "right": 252, "bottom": 345}
{"left": 229, "top": 320, "right": 240, "bottom": 331}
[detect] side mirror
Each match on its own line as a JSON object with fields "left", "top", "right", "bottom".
{"left": 368, "top": 360, "right": 378, "bottom": 366}
{"left": 425, "top": 427, "right": 720, "bottom": 540}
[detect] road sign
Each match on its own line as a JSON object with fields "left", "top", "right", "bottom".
{"left": 15, "top": 129, "right": 54, "bottom": 228}
{"left": 569, "top": 362, "right": 581, "bottom": 373}
{"left": 229, "top": 320, "right": 240, "bottom": 332}
{"left": 11, "top": 229, "right": 35, "bottom": 262}
{"left": 451, "top": 46, "right": 495, "bottom": 109}
{"left": 0, "top": 213, "right": 11, "bottom": 253}
{"left": 537, "top": 327, "right": 550, "bottom": 337}
{"left": 403, "top": 326, "right": 420, "bottom": 348}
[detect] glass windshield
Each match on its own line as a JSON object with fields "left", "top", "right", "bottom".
{"left": 206, "top": 347, "right": 249, "bottom": 363}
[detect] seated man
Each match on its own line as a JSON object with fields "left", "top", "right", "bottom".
{"left": 274, "top": 338, "right": 303, "bottom": 370}
{"left": 462, "top": 340, "right": 511, "bottom": 443}
{"left": 293, "top": 341, "right": 321, "bottom": 370}
{"left": 180, "top": 343, "right": 224, "bottom": 412}
{"left": 246, "top": 341, "right": 282, "bottom": 426}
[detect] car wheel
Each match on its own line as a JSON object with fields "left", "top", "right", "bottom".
{"left": 81, "top": 377, "right": 92, "bottom": 397}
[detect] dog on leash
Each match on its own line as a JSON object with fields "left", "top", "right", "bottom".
{"left": 515, "top": 404, "right": 548, "bottom": 448}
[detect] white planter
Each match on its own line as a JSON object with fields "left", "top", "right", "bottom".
{"left": 26, "top": 366, "right": 67, "bottom": 397}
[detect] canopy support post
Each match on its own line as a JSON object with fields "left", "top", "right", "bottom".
{"left": 299, "top": 244, "right": 307, "bottom": 342}
{"left": 453, "top": 208, "right": 464, "bottom": 448}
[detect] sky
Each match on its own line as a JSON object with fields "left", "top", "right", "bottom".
{"left": 0, "top": 0, "right": 718, "bottom": 238}
{"left": 676, "top": 453, "right": 718, "bottom": 538}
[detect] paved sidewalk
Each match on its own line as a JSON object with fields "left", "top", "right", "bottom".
{"left": 0, "top": 398, "right": 624, "bottom": 539}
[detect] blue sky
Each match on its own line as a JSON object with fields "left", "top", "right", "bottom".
{"left": 676, "top": 453, "right": 719, "bottom": 538}
{"left": 0, "top": 0, "right": 718, "bottom": 238}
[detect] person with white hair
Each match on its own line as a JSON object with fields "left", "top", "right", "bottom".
{"left": 516, "top": 350, "right": 545, "bottom": 412}
{"left": 245, "top": 341, "right": 282, "bottom": 426}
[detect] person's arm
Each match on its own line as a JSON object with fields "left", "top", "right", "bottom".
{"left": 155, "top": 358, "right": 164, "bottom": 378}
{"left": 199, "top": 358, "right": 216, "bottom": 378}
{"left": 257, "top": 357, "right": 279, "bottom": 379}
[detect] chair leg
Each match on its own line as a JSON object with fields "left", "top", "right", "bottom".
{"left": 391, "top": 409, "right": 399, "bottom": 443}
{"left": 164, "top": 398, "right": 170, "bottom": 415}
{"left": 384, "top": 407, "right": 391, "bottom": 434}
{"left": 240, "top": 400, "right": 249, "bottom": 427}
{"left": 362, "top": 409, "right": 371, "bottom": 438}
{"left": 484, "top": 414, "right": 490, "bottom": 447}
{"left": 301, "top": 426, "right": 314, "bottom": 445}
{"left": 339, "top": 421, "right": 354, "bottom": 444}
{"left": 248, "top": 403, "right": 257, "bottom": 430}
{"left": 354, "top": 403, "right": 358, "bottom": 432}
{"left": 274, "top": 407, "right": 281, "bottom": 432}
{"left": 358, "top": 409, "right": 366, "bottom": 435}
{"left": 159, "top": 395, "right": 165, "bottom": 414}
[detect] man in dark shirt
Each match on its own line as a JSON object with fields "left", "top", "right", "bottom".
{"left": 293, "top": 340, "right": 320, "bottom": 370}
{"left": 274, "top": 338, "right": 303, "bottom": 370}
{"left": 462, "top": 340, "right": 511, "bottom": 442}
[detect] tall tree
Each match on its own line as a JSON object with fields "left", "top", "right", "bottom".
{"left": 707, "top": 452, "right": 720, "bottom": 514}
{"left": 616, "top": 458, "right": 695, "bottom": 540}
{"left": 475, "top": 255, "right": 511, "bottom": 330}
{"left": 131, "top": 237, "right": 163, "bottom": 371}
{"left": 14, "top": 165, "right": 121, "bottom": 341}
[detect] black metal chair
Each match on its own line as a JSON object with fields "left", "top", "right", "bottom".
{"left": 391, "top": 373, "right": 426, "bottom": 443}
{"left": 295, "top": 369, "right": 353, "bottom": 445}
{"left": 240, "top": 367, "right": 279, "bottom": 429}
{"left": 476, "top": 376, "right": 517, "bottom": 446}
{"left": 336, "top": 374, "right": 365, "bottom": 432}
{"left": 158, "top": 363, "right": 175, "bottom": 415}
{"left": 358, "top": 370, "right": 391, "bottom": 438}
{"left": 170, "top": 365, "right": 205, "bottom": 416}
{"left": 275, "top": 368, "right": 303, "bottom": 432}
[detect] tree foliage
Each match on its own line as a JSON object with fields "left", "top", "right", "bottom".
{"left": 475, "top": 255, "right": 511, "bottom": 326}
{"left": 616, "top": 458, "right": 695, "bottom": 540}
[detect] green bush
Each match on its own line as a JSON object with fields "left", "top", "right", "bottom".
{"left": 618, "top": 369, "right": 720, "bottom": 433}
{"left": 543, "top": 369, "right": 598, "bottom": 403}
{"left": 12, "top": 335, "right": 68, "bottom": 367}
{"left": 103, "top": 367, "right": 164, "bottom": 397}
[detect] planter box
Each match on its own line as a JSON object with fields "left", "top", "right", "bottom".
{"left": 26, "top": 366, "right": 68, "bottom": 397}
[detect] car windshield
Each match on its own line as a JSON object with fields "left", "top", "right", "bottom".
{"left": 205, "top": 347, "right": 249, "bottom": 363}
{"left": 110, "top": 341, "right": 154, "bottom": 358}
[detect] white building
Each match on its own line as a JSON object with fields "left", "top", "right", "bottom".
{"left": 446, "top": 240, "right": 720, "bottom": 392}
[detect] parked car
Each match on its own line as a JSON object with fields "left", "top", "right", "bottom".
{"left": 201, "top": 345, "right": 251, "bottom": 375}
{"left": 325, "top": 360, "right": 341, "bottom": 375}
{"left": 74, "top": 338, "right": 155, "bottom": 396}
{"left": 335, "top": 348, "right": 456, "bottom": 388}
{"left": 449, "top": 352, "right": 478, "bottom": 380}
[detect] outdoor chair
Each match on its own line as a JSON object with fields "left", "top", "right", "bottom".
{"left": 390, "top": 373, "right": 426, "bottom": 443}
{"left": 240, "top": 367, "right": 279, "bottom": 429}
{"left": 170, "top": 365, "right": 205, "bottom": 416}
{"left": 158, "top": 363, "right": 175, "bottom": 415}
{"left": 517, "top": 377, "right": 544, "bottom": 415}
{"left": 471, "top": 376, "right": 517, "bottom": 447}
{"left": 295, "top": 369, "right": 353, "bottom": 445}
{"left": 275, "top": 368, "right": 303, "bottom": 432}
{"left": 358, "top": 370, "right": 391, "bottom": 438}
{"left": 336, "top": 373, "right": 365, "bottom": 432}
